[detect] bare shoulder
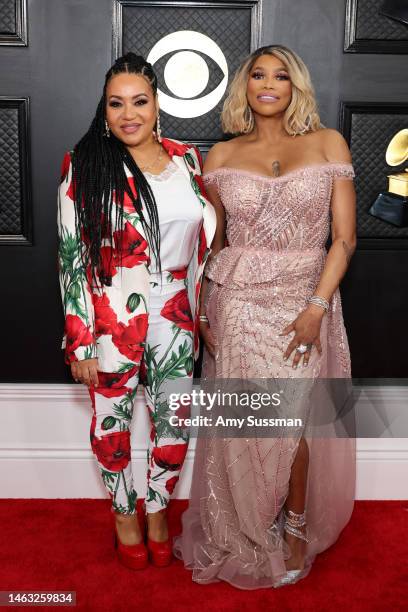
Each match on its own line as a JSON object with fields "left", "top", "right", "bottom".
{"left": 315, "top": 128, "right": 352, "bottom": 163}
{"left": 203, "top": 138, "right": 241, "bottom": 173}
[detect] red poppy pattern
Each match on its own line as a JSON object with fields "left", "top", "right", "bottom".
{"left": 113, "top": 222, "right": 150, "bottom": 269}
{"left": 98, "top": 246, "right": 118, "bottom": 281}
{"left": 165, "top": 476, "right": 179, "bottom": 494}
{"left": 152, "top": 444, "right": 188, "bottom": 471}
{"left": 111, "top": 313, "right": 148, "bottom": 361}
{"left": 92, "top": 293, "right": 118, "bottom": 336}
{"left": 64, "top": 315, "right": 94, "bottom": 363}
{"left": 60, "top": 151, "right": 71, "bottom": 183}
{"left": 160, "top": 138, "right": 190, "bottom": 158}
{"left": 91, "top": 430, "right": 131, "bottom": 472}
{"left": 88, "top": 284, "right": 193, "bottom": 514}
{"left": 160, "top": 289, "right": 194, "bottom": 332}
{"left": 57, "top": 140, "right": 215, "bottom": 369}
{"left": 169, "top": 268, "right": 187, "bottom": 281}
{"left": 58, "top": 140, "right": 216, "bottom": 513}
{"left": 94, "top": 366, "right": 138, "bottom": 398}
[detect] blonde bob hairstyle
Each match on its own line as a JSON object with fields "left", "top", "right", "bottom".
{"left": 221, "top": 45, "right": 322, "bottom": 136}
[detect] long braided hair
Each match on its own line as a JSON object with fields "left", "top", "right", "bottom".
{"left": 72, "top": 52, "right": 161, "bottom": 287}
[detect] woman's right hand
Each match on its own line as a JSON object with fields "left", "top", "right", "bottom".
{"left": 71, "top": 358, "right": 99, "bottom": 387}
{"left": 200, "top": 322, "right": 217, "bottom": 357}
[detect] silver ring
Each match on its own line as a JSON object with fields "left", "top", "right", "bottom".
{"left": 296, "top": 344, "right": 308, "bottom": 354}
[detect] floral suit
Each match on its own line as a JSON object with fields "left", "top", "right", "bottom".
{"left": 57, "top": 138, "right": 216, "bottom": 513}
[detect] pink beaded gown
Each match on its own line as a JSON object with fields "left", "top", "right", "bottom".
{"left": 173, "top": 162, "right": 356, "bottom": 589}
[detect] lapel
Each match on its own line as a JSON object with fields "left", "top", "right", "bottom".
{"left": 169, "top": 150, "right": 191, "bottom": 180}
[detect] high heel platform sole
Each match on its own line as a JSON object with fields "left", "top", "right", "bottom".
{"left": 113, "top": 511, "right": 148, "bottom": 570}
{"left": 147, "top": 538, "right": 173, "bottom": 567}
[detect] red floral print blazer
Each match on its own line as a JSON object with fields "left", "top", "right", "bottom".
{"left": 57, "top": 138, "right": 216, "bottom": 373}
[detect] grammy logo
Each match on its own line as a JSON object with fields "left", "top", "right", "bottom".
{"left": 369, "top": 129, "right": 408, "bottom": 227}
{"left": 385, "top": 129, "right": 408, "bottom": 197}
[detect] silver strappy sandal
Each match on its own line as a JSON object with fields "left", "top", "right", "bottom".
{"left": 276, "top": 509, "right": 309, "bottom": 587}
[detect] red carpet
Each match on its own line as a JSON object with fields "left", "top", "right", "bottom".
{"left": 0, "top": 500, "right": 407, "bottom": 611}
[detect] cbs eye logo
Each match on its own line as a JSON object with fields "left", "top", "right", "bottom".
{"left": 147, "top": 30, "right": 228, "bottom": 119}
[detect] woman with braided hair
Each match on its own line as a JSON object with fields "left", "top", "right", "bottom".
{"left": 57, "top": 52, "right": 216, "bottom": 570}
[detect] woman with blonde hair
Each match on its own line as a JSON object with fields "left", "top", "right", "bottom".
{"left": 174, "top": 45, "right": 356, "bottom": 588}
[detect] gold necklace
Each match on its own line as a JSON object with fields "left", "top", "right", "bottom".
{"left": 138, "top": 144, "right": 164, "bottom": 172}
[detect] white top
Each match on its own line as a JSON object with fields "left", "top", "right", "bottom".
{"left": 144, "top": 160, "right": 203, "bottom": 272}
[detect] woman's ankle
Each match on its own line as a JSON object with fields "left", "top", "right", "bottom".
{"left": 284, "top": 531, "right": 306, "bottom": 570}
{"left": 114, "top": 513, "right": 142, "bottom": 545}
{"left": 146, "top": 509, "right": 169, "bottom": 542}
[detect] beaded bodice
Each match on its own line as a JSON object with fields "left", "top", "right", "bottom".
{"left": 203, "top": 162, "right": 355, "bottom": 286}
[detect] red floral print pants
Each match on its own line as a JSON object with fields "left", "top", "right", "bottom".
{"left": 89, "top": 271, "right": 193, "bottom": 514}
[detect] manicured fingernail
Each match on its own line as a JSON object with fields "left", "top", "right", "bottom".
{"left": 293, "top": 364, "right": 297, "bottom": 369}
{"left": 303, "top": 362, "right": 308, "bottom": 368}
{"left": 283, "top": 356, "right": 287, "bottom": 361}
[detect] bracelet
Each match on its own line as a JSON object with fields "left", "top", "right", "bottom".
{"left": 199, "top": 314, "right": 209, "bottom": 323}
{"left": 308, "top": 295, "right": 329, "bottom": 312}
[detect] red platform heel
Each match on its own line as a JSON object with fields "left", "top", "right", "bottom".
{"left": 146, "top": 537, "right": 173, "bottom": 567}
{"left": 113, "top": 510, "right": 148, "bottom": 570}
{"left": 145, "top": 508, "right": 173, "bottom": 567}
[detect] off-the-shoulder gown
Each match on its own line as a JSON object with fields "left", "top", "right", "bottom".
{"left": 174, "top": 162, "right": 356, "bottom": 589}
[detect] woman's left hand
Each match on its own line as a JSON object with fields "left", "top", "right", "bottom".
{"left": 279, "top": 305, "right": 325, "bottom": 368}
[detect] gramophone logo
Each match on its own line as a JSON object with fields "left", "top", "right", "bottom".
{"left": 369, "top": 129, "right": 408, "bottom": 227}
{"left": 147, "top": 31, "right": 228, "bottom": 118}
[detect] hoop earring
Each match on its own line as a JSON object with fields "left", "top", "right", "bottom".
{"left": 104, "top": 119, "right": 110, "bottom": 138}
{"left": 155, "top": 112, "right": 162, "bottom": 143}
{"left": 243, "top": 106, "right": 254, "bottom": 134}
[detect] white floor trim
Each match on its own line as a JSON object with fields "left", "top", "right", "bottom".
{"left": 1, "top": 384, "right": 407, "bottom": 500}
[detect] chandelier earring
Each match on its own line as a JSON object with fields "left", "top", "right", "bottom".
{"left": 104, "top": 119, "right": 110, "bottom": 138}
{"left": 155, "top": 112, "right": 162, "bottom": 143}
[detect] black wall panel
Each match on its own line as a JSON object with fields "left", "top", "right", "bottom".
{"left": 0, "top": 97, "right": 31, "bottom": 244}
{"left": 0, "top": 0, "right": 112, "bottom": 382}
{"left": 0, "top": 0, "right": 28, "bottom": 46}
{"left": 0, "top": 0, "right": 407, "bottom": 381}
{"left": 345, "top": 0, "right": 408, "bottom": 52}
{"left": 340, "top": 102, "right": 408, "bottom": 242}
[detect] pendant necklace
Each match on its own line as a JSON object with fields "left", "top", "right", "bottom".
{"left": 272, "top": 160, "right": 280, "bottom": 177}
